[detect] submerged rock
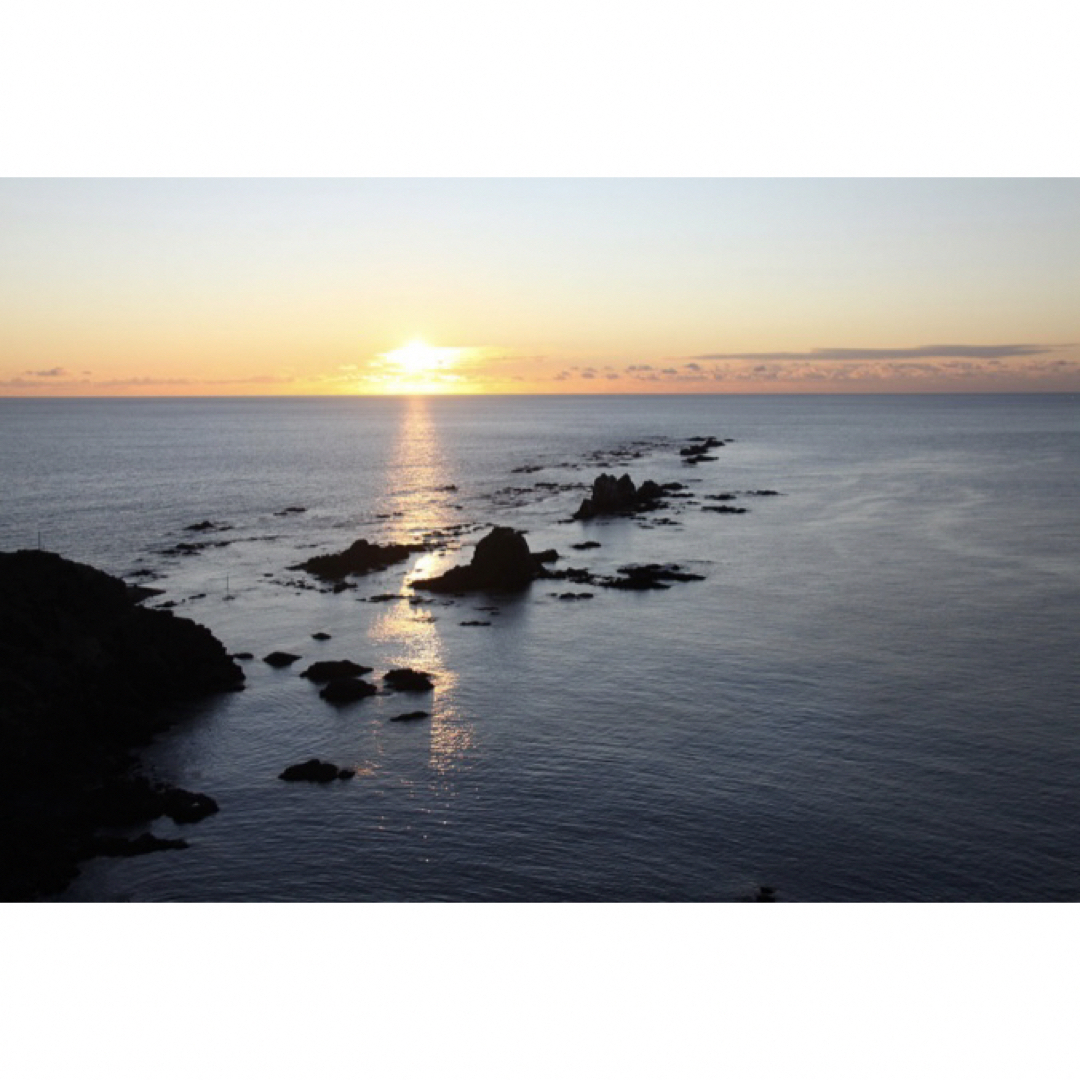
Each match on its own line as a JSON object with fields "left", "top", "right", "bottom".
{"left": 291, "top": 537, "right": 425, "bottom": 583}
{"left": 547, "top": 562, "right": 705, "bottom": 592}
{"left": 609, "top": 564, "right": 706, "bottom": 589}
{"left": 388, "top": 711, "right": 430, "bottom": 723}
{"left": 412, "top": 526, "right": 548, "bottom": 594}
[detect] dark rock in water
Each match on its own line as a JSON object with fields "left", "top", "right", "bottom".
{"left": 702, "top": 505, "right": 747, "bottom": 514}
{"left": 311, "top": 631, "right": 332, "bottom": 641}
{"left": 460, "top": 620, "right": 492, "bottom": 626}
{"left": 367, "top": 593, "right": 399, "bottom": 602}
{"left": 533, "top": 548, "right": 560, "bottom": 564}
{"left": 160, "top": 788, "right": 219, "bottom": 824}
{"left": 184, "top": 520, "right": 228, "bottom": 532}
{"left": 680, "top": 437, "right": 725, "bottom": 458}
{"left": 384, "top": 667, "right": 435, "bottom": 692}
{"left": 412, "top": 526, "right": 548, "bottom": 594}
{"left": 263, "top": 650, "right": 301, "bottom": 667}
{"left": 749, "top": 489, "right": 781, "bottom": 496}
{"left": 547, "top": 560, "right": 704, "bottom": 593}
{"left": 571, "top": 541, "right": 602, "bottom": 550}
{"left": 87, "top": 775, "right": 219, "bottom": 827}
{"left": 161, "top": 539, "right": 232, "bottom": 556}
{"left": 319, "top": 677, "right": 378, "bottom": 703}
{"left": 573, "top": 473, "right": 635, "bottom": 518}
{"left": 291, "top": 537, "right": 425, "bottom": 583}
{"left": 604, "top": 565, "right": 704, "bottom": 591}
{"left": 388, "top": 710, "right": 430, "bottom": 723}
{"left": 232, "top": 652, "right": 255, "bottom": 660}
{"left": 127, "top": 583, "right": 165, "bottom": 603}
{"left": 279, "top": 758, "right": 350, "bottom": 782}
{"left": 301, "top": 659, "right": 373, "bottom": 682}
{"left": 90, "top": 833, "right": 190, "bottom": 857}
{"left": 573, "top": 473, "right": 666, "bottom": 519}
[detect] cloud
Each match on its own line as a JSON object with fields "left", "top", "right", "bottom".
{"left": 1, "top": 372, "right": 299, "bottom": 390}
{"left": 23, "top": 366, "right": 67, "bottom": 377}
{"left": 683, "top": 362, "right": 702, "bottom": 371}
{"left": 688, "top": 344, "right": 1057, "bottom": 363}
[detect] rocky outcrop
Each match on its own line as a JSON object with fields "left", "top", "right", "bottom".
{"left": 87, "top": 775, "right": 219, "bottom": 826}
{"left": 279, "top": 759, "right": 354, "bottom": 782}
{"left": 572, "top": 474, "right": 667, "bottom": 519}
{"left": 300, "top": 659, "right": 373, "bottom": 682}
{"left": 0, "top": 549, "right": 243, "bottom": 900}
{"left": 411, "top": 527, "right": 549, "bottom": 594}
{"left": 291, "top": 537, "right": 425, "bottom": 583}
{"left": 319, "top": 677, "right": 378, "bottom": 703}
{"left": 384, "top": 668, "right": 435, "bottom": 692}
{"left": 263, "top": 651, "right": 301, "bottom": 667}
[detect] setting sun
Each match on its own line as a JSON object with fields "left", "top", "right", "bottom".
{"left": 383, "top": 340, "right": 460, "bottom": 377}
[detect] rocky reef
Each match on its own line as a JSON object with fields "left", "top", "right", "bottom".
{"left": 411, "top": 526, "right": 551, "bottom": 594}
{"left": 291, "top": 537, "right": 426, "bottom": 583}
{"left": 573, "top": 473, "right": 667, "bottom": 519}
{"left": 0, "top": 549, "right": 244, "bottom": 900}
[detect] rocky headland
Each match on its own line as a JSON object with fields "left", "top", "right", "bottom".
{"left": 0, "top": 549, "right": 244, "bottom": 900}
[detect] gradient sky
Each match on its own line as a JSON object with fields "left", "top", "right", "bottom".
{"left": 1, "top": 178, "right": 1077, "bottom": 395}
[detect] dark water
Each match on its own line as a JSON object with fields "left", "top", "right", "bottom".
{"left": 2, "top": 393, "right": 1077, "bottom": 901}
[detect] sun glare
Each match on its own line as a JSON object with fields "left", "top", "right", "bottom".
{"left": 383, "top": 339, "right": 460, "bottom": 377}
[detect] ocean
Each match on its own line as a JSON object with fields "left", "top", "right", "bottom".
{"left": 2, "top": 393, "right": 1078, "bottom": 901}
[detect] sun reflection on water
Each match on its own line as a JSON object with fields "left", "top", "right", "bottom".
{"left": 368, "top": 397, "right": 476, "bottom": 776}
{"left": 381, "top": 396, "right": 459, "bottom": 548}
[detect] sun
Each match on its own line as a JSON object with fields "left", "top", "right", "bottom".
{"left": 383, "top": 339, "right": 460, "bottom": 377}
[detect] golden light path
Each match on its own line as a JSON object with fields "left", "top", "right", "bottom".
{"left": 368, "top": 396, "right": 475, "bottom": 776}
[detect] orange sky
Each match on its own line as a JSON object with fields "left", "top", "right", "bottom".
{"left": 2, "top": 179, "right": 1078, "bottom": 396}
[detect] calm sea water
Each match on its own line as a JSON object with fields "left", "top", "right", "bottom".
{"left": 2, "top": 393, "right": 1078, "bottom": 902}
